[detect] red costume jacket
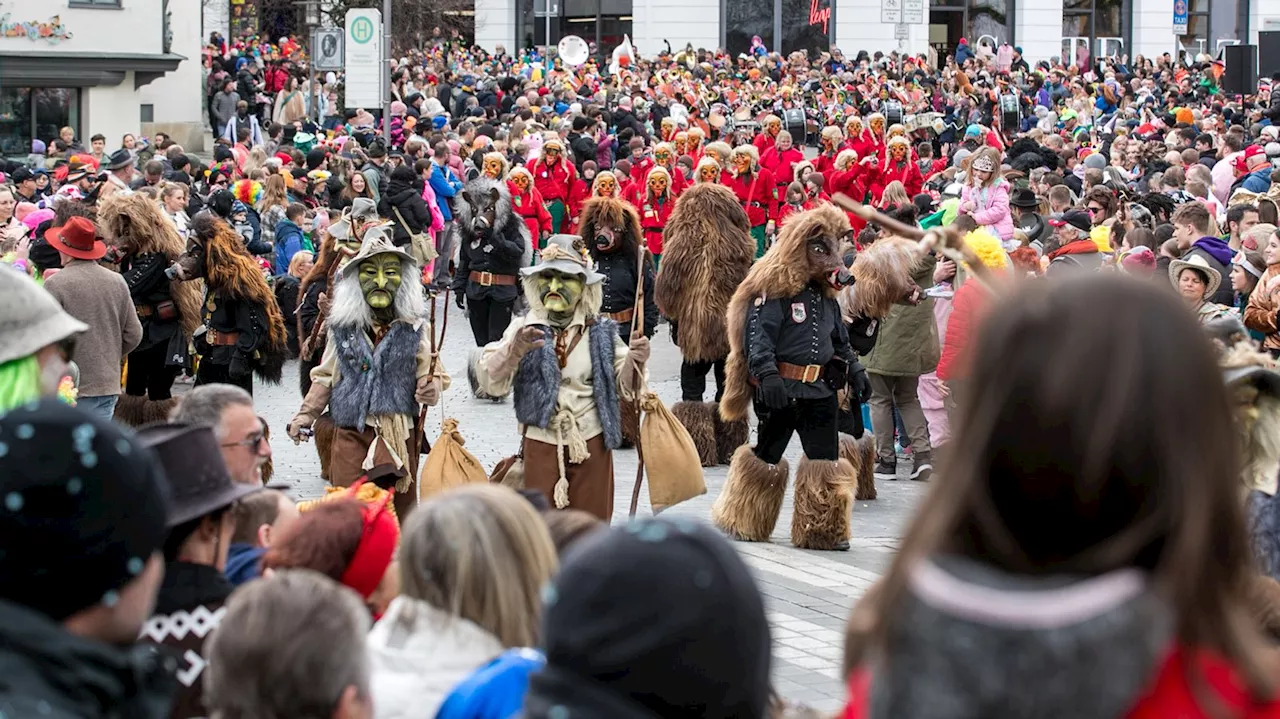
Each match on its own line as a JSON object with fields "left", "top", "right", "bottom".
{"left": 776, "top": 201, "right": 806, "bottom": 226}
{"left": 761, "top": 146, "right": 806, "bottom": 193}
{"left": 753, "top": 132, "right": 777, "bottom": 155}
{"left": 564, "top": 177, "right": 591, "bottom": 234}
{"left": 725, "top": 168, "right": 776, "bottom": 227}
{"left": 508, "top": 183, "right": 552, "bottom": 248}
{"left": 639, "top": 193, "right": 675, "bottom": 255}
{"left": 813, "top": 150, "right": 840, "bottom": 182}
{"left": 843, "top": 133, "right": 875, "bottom": 162}
{"left": 629, "top": 157, "right": 655, "bottom": 187}
{"left": 532, "top": 157, "right": 576, "bottom": 204}
{"left": 873, "top": 158, "right": 923, "bottom": 202}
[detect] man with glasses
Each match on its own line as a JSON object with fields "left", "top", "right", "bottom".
{"left": 173, "top": 384, "right": 273, "bottom": 484}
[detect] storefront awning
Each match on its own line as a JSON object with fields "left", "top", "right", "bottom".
{"left": 0, "top": 52, "right": 186, "bottom": 90}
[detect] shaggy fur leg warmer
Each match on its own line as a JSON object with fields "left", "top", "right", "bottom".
{"left": 314, "top": 414, "right": 336, "bottom": 484}
{"left": 672, "top": 400, "right": 718, "bottom": 467}
{"left": 466, "top": 352, "right": 494, "bottom": 400}
{"left": 620, "top": 396, "right": 640, "bottom": 449}
{"left": 113, "top": 395, "right": 178, "bottom": 427}
{"left": 791, "top": 455, "right": 855, "bottom": 551}
{"left": 839, "top": 432, "right": 878, "bottom": 501}
{"left": 711, "top": 444, "right": 789, "bottom": 542}
{"left": 712, "top": 402, "right": 750, "bottom": 465}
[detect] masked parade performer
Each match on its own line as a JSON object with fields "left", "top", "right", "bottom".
{"left": 99, "top": 193, "right": 203, "bottom": 425}
{"left": 865, "top": 112, "right": 888, "bottom": 160}
{"left": 173, "top": 214, "right": 287, "bottom": 395}
{"left": 454, "top": 177, "right": 534, "bottom": 398}
{"left": 712, "top": 204, "right": 917, "bottom": 550}
{"left": 532, "top": 137, "right": 577, "bottom": 234}
{"left": 753, "top": 114, "right": 783, "bottom": 155}
{"left": 813, "top": 126, "right": 844, "bottom": 179}
{"left": 655, "top": 182, "right": 755, "bottom": 466}
{"left": 474, "top": 235, "right": 649, "bottom": 521}
{"left": 651, "top": 142, "right": 685, "bottom": 197}
{"left": 694, "top": 157, "right": 723, "bottom": 185}
{"left": 507, "top": 166, "right": 552, "bottom": 254}
{"left": 843, "top": 116, "right": 872, "bottom": 160}
{"left": 875, "top": 135, "right": 924, "bottom": 202}
{"left": 687, "top": 127, "right": 706, "bottom": 164}
{"left": 288, "top": 229, "right": 448, "bottom": 518}
{"left": 636, "top": 166, "right": 675, "bottom": 268}
{"left": 591, "top": 171, "right": 622, "bottom": 199}
{"left": 726, "top": 145, "right": 776, "bottom": 258}
{"left": 480, "top": 151, "right": 509, "bottom": 181}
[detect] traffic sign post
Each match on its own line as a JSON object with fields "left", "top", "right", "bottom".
{"left": 1173, "top": 0, "right": 1188, "bottom": 35}
{"left": 881, "top": 0, "right": 901, "bottom": 24}
{"left": 344, "top": 8, "right": 381, "bottom": 110}
{"left": 312, "top": 27, "right": 343, "bottom": 71}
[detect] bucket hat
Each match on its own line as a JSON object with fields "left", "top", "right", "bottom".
{"left": 0, "top": 269, "right": 87, "bottom": 365}
{"left": 520, "top": 234, "right": 604, "bottom": 284}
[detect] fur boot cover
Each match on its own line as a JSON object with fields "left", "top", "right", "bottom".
{"left": 467, "top": 346, "right": 498, "bottom": 400}
{"left": 839, "top": 432, "right": 878, "bottom": 500}
{"left": 791, "top": 455, "right": 855, "bottom": 551}
{"left": 113, "top": 395, "right": 178, "bottom": 427}
{"left": 712, "top": 444, "right": 790, "bottom": 541}
{"left": 712, "top": 403, "right": 750, "bottom": 465}
{"left": 620, "top": 395, "right": 640, "bottom": 448}
{"left": 314, "top": 414, "right": 336, "bottom": 483}
{"left": 672, "top": 400, "right": 717, "bottom": 467}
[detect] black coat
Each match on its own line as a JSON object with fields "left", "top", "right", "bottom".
{"left": 195, "top": 291, "right": 272, "bottom": 379}
{"left": 612, "top": 109, "right": 646, "bottom": 139}
{"left": 746, "top": 284, "right": 855, "bottom": 400}
{"left": 595, "top": 249, "right": 658, "bottom": 339}
{"left": 378, "top": 180, "right": 431, "bottom": 247}
{"left": 0, "top": 599, "right": 175, "bottom": 719}
{"left": 453, "top": 219, "right": 526, "bottom": 304}
{"left": 567, "top": 132, "right": 597, "bottom": 171}
{"left": 273, "top": 273, "right": 301, "bottom": 356}
{"left": 121, "top": 251, "right": 179, "bottom": 352}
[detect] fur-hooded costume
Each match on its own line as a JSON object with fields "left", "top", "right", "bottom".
{"left": 453, "top": 177, "right": 534, "bottom": 268}
{"left": 98, "top": 193, "right": 203, "bottom": 340}
{"left": 190, "top": 213, "right": 289, "bottom": 384}
{"left": 580, "top": 196, "right": 643, "bottom": 262}
{"left": 654, "top": 183, "right": 754, "bottom": 363}
{"left": 720, "top": 205, "right": 915, "bottom": 422}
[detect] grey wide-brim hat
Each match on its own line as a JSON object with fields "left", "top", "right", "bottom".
{"left": 338, "top": 228, "right": 417, "bottom": 279}
{"left": 328, "top": 197, "right": 381, "bottom": 241}
{"left": 520, "top": 234, "right": 603, "bottom": 284}
{"left": 0, "top": 269, "right": 88, "bottom": 365}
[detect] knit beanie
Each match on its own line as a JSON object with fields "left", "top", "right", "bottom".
{"left": 526, "top": 518, "right": 770, "bottom": 719}
{"left": 0, "top": 401, "right": 170, "bottom": 620}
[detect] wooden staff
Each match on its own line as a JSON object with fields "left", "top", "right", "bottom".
{"left": 419, "top": 288, "right": 452, "bottom": 431}
{"left": 628, "top": 245, "right": 649, "bottom": 518}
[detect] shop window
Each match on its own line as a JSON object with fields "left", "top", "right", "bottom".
{"left": 780, "top": 0, "right": 832, "bottom": 56}
{"left": 1062, "top": 0, "right": 1129, "bottom": 67}
{"left": 0, "top": 88, "right": 80, "bottom": 161}
{"left": 725, "top": 0, "right": 774, "bottom": 58}
{"left": 69, "top": 0, "right": 122, "bottom": 6}
{"left": 928, "top": 0, "right": 1014, "bottom": 60}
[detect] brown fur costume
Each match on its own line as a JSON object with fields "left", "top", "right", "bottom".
{"left": 191, "top": 214, "right": 289, "bottom": 384}
{"left": 673, "top": 402, "right": 718, "bottom": 466}
{"left": 654, "top": 183, "right": 754, "bottom": 363}
{"left": 791, "top": 456, "right": 855, "bottom": 550}
{"left": 839, "top": 432, "right": 877, "bottom": 500}
{"left": 711, "top": 445, "right": 790, "bottom": 541}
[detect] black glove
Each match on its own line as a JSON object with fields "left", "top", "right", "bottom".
{"left": 229, "top": 354, "right": 251, "bottom": 380}
{"left": 850, "top": 363, "right": 872, "bottom": 404}
{"left": 756, "top": 373, "right": 789, "bottom": 409}
{"left": 455, "top": 291, "right": 466, "bottom": 310}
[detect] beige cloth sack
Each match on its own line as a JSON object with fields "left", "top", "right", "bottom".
{"left": 639, "top": 392, "right": 706, "bottom": 512}
{"left": 419, "top": 418, "right": 487, "bottom": 501}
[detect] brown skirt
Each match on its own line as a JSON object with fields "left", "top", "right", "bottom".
{"left": 329, "top": 425, "right": 420, "bottom": 519}
{"left": 522, "top": 435, "right": 614, "bottom": 522}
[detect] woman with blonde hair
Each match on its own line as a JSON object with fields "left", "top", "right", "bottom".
{"left": 368, "top": 485, "right": 558, "bottom": 719}
{"left": 159, "top": 182, "right": 191, "bottom": 238}
{"left": 879, "top": 181, "right": 911, "bottom": 211}
{"left": 257, "top": 174, "right": 289, "bottom": 248}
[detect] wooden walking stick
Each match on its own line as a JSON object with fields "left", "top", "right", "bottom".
{"left": 628, "top": 245, "right": 650, "bottom": 518}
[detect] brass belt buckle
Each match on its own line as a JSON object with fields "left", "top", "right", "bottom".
{"left": 802, "top": 364, "right": 821, "bottom": 383}
{"left": 480, "top": 271, "right": 494, "bottom": 286}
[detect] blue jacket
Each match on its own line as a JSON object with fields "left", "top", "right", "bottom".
{"left": 224, "top": 543, "right": 265, "bottom": 586}
{"left": 436, "top": 649, "right": 544, "bottom": 719}
{"left": 954, "top": 43, "right": 974, "bottom": 64}
{"left": 1242, "top": 168, "right": 1272, "bottom": 193}
{"left": 274, "top": 218, "right": 304, "bottom": 274}
{"left": 429, "top": 163, "right": 463, "bottom": 221}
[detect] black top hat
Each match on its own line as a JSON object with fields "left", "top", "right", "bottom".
{"left": 1009, "top": 187, "right": 1039, "bottom": 208}
{"left": 106, "top": 149, "right": 133, "bottom": 171}
{"left": 136, "top": 424, "right": 262, "bottom": 527}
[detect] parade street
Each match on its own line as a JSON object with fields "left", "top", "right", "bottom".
{"left": 257, "top": 299, "right": 929, "bottom": 713}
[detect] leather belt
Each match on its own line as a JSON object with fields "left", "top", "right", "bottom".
{"left": 206, "top": 329, "right": 241, "bottom": 346}
{"left": 469, "top": 270, "right": 518, "bottom": 286}
{"left": 603, "top": 308, "right": 635, "bottom": 323}
{"left": 745, "top": 201, "right": 766, "bottom": 208}
{"left": 776, "top": 362, "right": 823, "bottom": 383}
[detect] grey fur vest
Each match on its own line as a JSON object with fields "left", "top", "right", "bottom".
{"left": 329, "top": 320, "right": 421, "bottom": 429}
{"left": 514, "top": 319, "right": 622, "bottom": 449}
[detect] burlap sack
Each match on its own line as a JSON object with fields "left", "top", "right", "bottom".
{"left": 420, "top": 417, "right": 488, "bottom": 501}
{"left": 639, "top": 392, "right": 706, "bottom": 512}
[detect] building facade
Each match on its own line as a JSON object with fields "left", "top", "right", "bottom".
{"left": 473, "top": 0, "right": 1280, "bottom": 64}
{"left": 0, "top": 0, "right": 203, "bottom": 160}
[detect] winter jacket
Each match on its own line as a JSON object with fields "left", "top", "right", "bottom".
{"left": 509, "top": 185, "right": 553, "bottom": 249}
{"left": 273, "top": 272, "right": 301, "bottom": 355}
{"left": 141, "top": 562, "right": 234, "bottom": 719}
{"left": 222, "top": 113, "right": 262, "bottom": 147}
{"left": 1245, "top": 265, "right": 1280, "bottom": 352}
{"left": 595, "top": 247, "right": 658, "bottom": 339}
{"left": 725, "top": 168, "right": 777, "bottom": 227}
{"left": 273, "top": 219, "right": 305, "bottom": 275}
{"left": 361, "top": 161, "right": 390, "bottom": 203}
{"left": 935, "top": 277, "right": 992, "bottom": 382}
{"left": 378, "top": 180, "right": 432, "bottom": 248}
{"left": 211, "top": 89, "right": 240, "bottom": 130}
{"left": 1046, "top": 239, "right": 1104, "bottom": 276}
{"left": 44, "top": 260, "right": 142, "bottom": 397}
{"left": 1185, "top": 237, "right": 1237, "bottom": 306}
{"left": 864, "top": 254, "right": 939, "bottom": 376}
{"left": 430, "top": 162, "right": 463, "bottom": 222}
{"left": 437, "top": 649, "right": 545, "bottom": 719}
{"left": 531, "top": 156, "right": 576, "bottom": 204}
{"left": 746, "top": 283, "right": 856, "bottom": 400}
{"left": 567, "top": 132, "right": 597, "bottom": 171}
{"left": 960, "top": 180, "right": 1014, "bottom": 239}
{"left": 0, "top": 599, "right": 175, "bottom": 719}
{"left": 368, "top": 596, "right": 505, "bottom": 719}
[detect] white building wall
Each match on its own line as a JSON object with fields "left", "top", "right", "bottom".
{"left": 1251, "top": 0, "right": 1280, "bottom": 44}
{"left": 84, "top": 79, "right": 144, "bottom": 152}
{"left": 1131, "top": 0, "right": 1178, "bottom": 60}
{"left": 1015, "top": 0, "right": 1063, "bottom": 63}
{"left": 203, "top": 0, "right": 230, "bottom": 40}
{"left": 631, "top": 0, "right": 720, "bottom": 54}
{"left": 475, "top": 0, "right": 516, "bottom": 53}
{"left": 142, "top": 0, "right": 206, "bottom": 150}
{"left": 835, "top": 0, "right": 928, "bottom": 57}
{"left": 1, "top": 0, "right": 162, "bottom": 54}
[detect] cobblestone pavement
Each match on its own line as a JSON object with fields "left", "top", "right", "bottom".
{"left": 254, "top": 300, "right": 929, "bottom": 713}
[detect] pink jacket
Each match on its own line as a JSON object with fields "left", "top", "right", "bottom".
{"left": 960, "top": 180, "right": 1014, "bottom": 240}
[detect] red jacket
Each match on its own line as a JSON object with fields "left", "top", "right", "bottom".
{"left": 509, "top": 183, "right": 552, "bottom": 247}
{"left": 638, "top": 193, "right": 675, "bottom": 255}
{"left": 629, "top": 157, "right": 655, "bottom": 187}
{"left": 725, "top": 168, "right": 776, "bottom": 227}
{"left": 564, "top": 177, "right": 591, "bottom": 234}
{"left": 776, "top": 201, "right": 806, "bottom": 226}
{"left": 761, "top": 146, "right": 806, "bottom": 192}
{"left": 874, "top": 158, "right": 923, "bottom": 202}
{"left": 753, "top": 132, "right": 776, "bottom": 155}
{"left": 844, "top": 646, "right": 1280, "bottom": 719}
{"left": 935, "top": 279, "right": 991, "bottom": 381}
{"left": 531, "top": 156, "right": 576, "bottom": 203}
{"left": 813, "top": 150, "right": 840, "bottom": 182}
{"left": 843, "top": 134, "right": 875, "bottom": 162}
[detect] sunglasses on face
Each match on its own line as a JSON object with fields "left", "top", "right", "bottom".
{"left": 221, "top": 417, "right": 269, "bottom": 451}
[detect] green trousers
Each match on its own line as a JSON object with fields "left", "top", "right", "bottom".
{"left": 546, "top": 199, "right": 566, "bottom": 234}
{"left": 751, "top": 225, "right": 767, "bottom": 259}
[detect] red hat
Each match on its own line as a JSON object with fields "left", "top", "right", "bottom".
{"left": 44, "top": 216, "right": 106, "bottom": 261}
{"left": 1236, "top": 145, "right": 1266, "bottom": 172}
{"left": 338, "top": 478, "right": 399, "bottom": 600}
{"left": 274, "top": 151, "right": 293, "bottom": 165}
